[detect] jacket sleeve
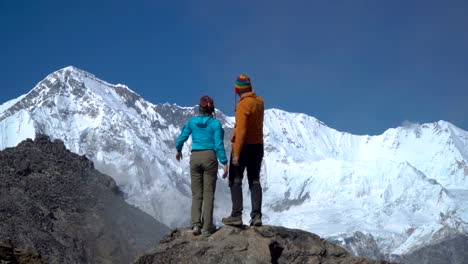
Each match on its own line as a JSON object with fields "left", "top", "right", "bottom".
{"left": 233, "top": 101, "right": 250, "bottom": 157}
{"left": 213, "top": 121, "right": 228, "bottom": 164}
{"left": 176, "top": 120, "right": 192, "bottom": 152}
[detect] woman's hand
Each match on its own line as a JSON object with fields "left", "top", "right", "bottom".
{"left": 222, "top": 163, "right": 228, "bottom": 178}
{"left": 176, "top": 152, "right": 183, "bottom": 161}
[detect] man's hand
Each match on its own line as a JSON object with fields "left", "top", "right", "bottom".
{"left": 232, "top": 156, "right": 239, "bottom": 166}
{"left": 222, "top": 163, "right": 228, "bottom": 179}
{"left": 176, "top": 151, "right": 183, "bottom": 161}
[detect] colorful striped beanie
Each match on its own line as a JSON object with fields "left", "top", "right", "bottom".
{"left": 235, "top": 74, "right": 252, "bottom": 94}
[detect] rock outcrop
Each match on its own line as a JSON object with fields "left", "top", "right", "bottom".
{"left": 135, "top": 225, "right": 394, "bottom": 264}
{"left": 392, "top": 234, "right": 468, "bottom": 264}
{"left": 0, "top": 240, "right": 45, "bottom": 264}
{"left": 0, "top": 135, "right": 170, "bottom": 264}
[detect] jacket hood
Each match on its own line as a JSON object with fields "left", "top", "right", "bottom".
{"left": 194, "top": 115, "right": 213, "bottom": 128}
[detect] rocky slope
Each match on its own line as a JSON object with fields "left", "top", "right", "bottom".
{"left": 0, "top": 135, "right": 169, "bottom": 264}
{"left": 135, "top": 225, "right": 393, "bottom": 264}
{"left": 393, "top": 233, "right": 468, "bottom": 264}
{"left": 0, "top": 240, "right": 45, "bottom": 264}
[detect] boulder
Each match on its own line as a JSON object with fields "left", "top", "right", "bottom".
{"left": 135, "top": 225, "right": 394, "bottom": 264}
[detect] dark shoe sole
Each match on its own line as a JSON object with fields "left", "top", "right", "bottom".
{"left": 222, "top": 220, "right": 243, "bottom": 226}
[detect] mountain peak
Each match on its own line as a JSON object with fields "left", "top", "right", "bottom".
{"left": 28, "top": 65, "right": 95, "bottom": 96}
{"left": 56, "top": 65, "right": 94, "bottom": 77}
{"left": 48, "top": 66, "right": 144, "bottom": 103}
{"left": 0, "top": 66, "right": 143, "bottom": 123}
{"left": 62, "top": 65, "right": 82, "bottom": 72}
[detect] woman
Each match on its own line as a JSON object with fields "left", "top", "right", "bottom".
{"left": 176, "top": 95, "right": 228, "bottom": 236}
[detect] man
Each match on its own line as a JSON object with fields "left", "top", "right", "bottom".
{"left": 222, "top": 74, "right": 264, "bottom": 227}
{"left": 176, "top": 95, "right": 228, "bottom": 236}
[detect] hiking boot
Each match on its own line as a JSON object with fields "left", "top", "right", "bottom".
{"left": 250, "top": 215, "right": 262, "bottom": 227}
{"left": 201, "top": 225, "right": 217, "bottom": 237}
{"left": 192, "top": 225, "right": 201, "bottom": 236}
{"left": 221, "top": 215, "right": 243, "bottom": 226}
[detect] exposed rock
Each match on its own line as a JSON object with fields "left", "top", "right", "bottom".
{"left": 135, "top": 225, "right": 394, "bottom": 264}
{"left": 0, "top": 240, "right": 46, "bottom": 264}
{"left": 0, "top": 135, "right": 170, "bottom": 264}
{"left": 392, "top": 234, "right": 468, "bottom": 264}
{"left": 328, "top": 231, "right": 386, "bottom": 261}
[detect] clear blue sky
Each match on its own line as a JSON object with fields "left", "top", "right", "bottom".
{"left": 1, "top": 0, "right": 467, "bottom": 135}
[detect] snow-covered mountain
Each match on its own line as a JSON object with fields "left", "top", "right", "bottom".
{"left": 1, "top": 66, "right": 467, "bottom": 262}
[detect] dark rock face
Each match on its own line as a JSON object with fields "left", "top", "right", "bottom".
{"left": 0, "top": 135, "right": 170, "bottom": 264}
{"left": 135, "top": 225, "right": 394, "bottom": 264}
{"left": 0, "top": 240, "right": 45, "bottom": 264}
{"left": 328, "top": 231, "right": 385, "bottom": 261}
{"left": 392, "top": 234, "right": 468, "bottom": 264}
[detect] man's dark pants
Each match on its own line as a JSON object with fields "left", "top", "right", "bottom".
{"left": 228, "top": 144, "right": 264, "bottom": 219}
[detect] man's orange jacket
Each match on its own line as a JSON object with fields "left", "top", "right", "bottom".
{"left": 231, "top": 92, "right": 264, "bottom": 158}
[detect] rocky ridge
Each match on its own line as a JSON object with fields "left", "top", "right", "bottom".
{"left": 135, "top": 225, "right": 394, "bottom": 264}
{"left": 0, "top": 135, "right": 169, "bottom": 264}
